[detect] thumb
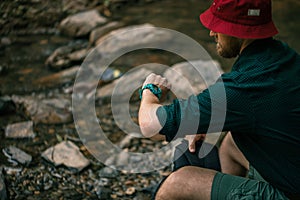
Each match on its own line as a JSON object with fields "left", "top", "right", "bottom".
{"left": 189, "top": 141, "right": 196, "bottom": 153}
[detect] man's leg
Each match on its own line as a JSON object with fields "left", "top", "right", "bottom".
{"left": 219, "top": 132, "right": 249, "bottom": 176}
{"left": 155, "top": 132, "right": 289, "bottom": 200}
{"left": 156, "top": 166, "right": 217, "bottom": 200}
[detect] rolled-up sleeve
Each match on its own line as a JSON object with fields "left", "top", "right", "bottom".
{"left": 156, "top": 78, "right": 254, "bottom": 142}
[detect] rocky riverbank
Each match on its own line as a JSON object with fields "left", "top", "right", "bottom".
{"left": 0, "top": 0, "right": 224, "bottom": 199}
{"left": 2, "top": 0, "right": 299, "bottom": 199}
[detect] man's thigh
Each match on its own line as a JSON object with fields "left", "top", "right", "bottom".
{"left": 212, "top": 172, "right": 289, "bottom": 200}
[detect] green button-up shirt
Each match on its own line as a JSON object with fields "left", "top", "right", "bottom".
{"left": 157, "top": 38, "right": 300, "bottom": 194}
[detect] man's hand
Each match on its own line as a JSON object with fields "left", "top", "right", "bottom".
{"left": 185, "top": 134, "right": 206, "bottom": 153}
{"left": 142, "top": 73, "right": 171, "bottom": 101}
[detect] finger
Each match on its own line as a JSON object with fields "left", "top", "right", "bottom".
{"left": 143, "top": 73, "right": 157, "bottom": 86}
{"left": 158, "top": 77, "right": 168, "bottom": 86}
{"left": 189, "top": 140, "right": 196, "bottom": 153}
{"left": 186, "top": 136, "right": 196, "bottom": 153}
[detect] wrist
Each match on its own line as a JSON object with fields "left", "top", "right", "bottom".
{"left": 141, "top": 89, "right": 160, "bottom": 103}
{"left": 139, "top": 83, "right": 162, "bottom": 100}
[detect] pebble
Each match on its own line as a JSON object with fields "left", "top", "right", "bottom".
{"left": 0, "top": 37, "right": 11, "bottom": 46}
{"left": 125, "top": 187, "right": 136, "bottom": 195}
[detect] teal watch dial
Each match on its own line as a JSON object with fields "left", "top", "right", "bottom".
{"left": 139, "top": 84, "right": 162, "bottom": 100}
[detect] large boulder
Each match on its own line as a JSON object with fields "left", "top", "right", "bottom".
{"left": 59, "top": 10, "right": 107, "bottom": 37}
{"left": 95, "top": 23, "right": 173, "bottom": 53}
{"left": 89, "top": 21, "right": 124, "bottom": 45}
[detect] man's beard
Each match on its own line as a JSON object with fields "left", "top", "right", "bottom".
{"left": 217, "top": 38, "right": 242, "bottom": 58}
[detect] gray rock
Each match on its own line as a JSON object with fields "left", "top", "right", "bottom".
{"left": 0, "top": 168, "right": 7, "bottom": 200}
{"left": 95, "top": 24, "right": 172, "bottom": 54}
{"left": 2, "top": 167, "right": 22, "bottom": 175}
{"left": 41, "top": 141, "right": 90, "bottom": 172}
{"left": 5, "top": 121, "right": 35, "bottom": 139}
{"left": 89, "top": 21, "right": 124, "bottom": 45}
{"left": 45, "top": 41, "right": 89, "bottom": 70}
{"left": 2, "top": 146, "right": 32, "bottom": 165}
{"left": 103, "top": 139, "right": 178, "bottom": 173}
{"left": 35, "top": 66, "right": 80, "bottom": 87}
{"left": 164, "top": 60, "right": 223, "bottom": 99}
{"left": 59, "top": 10, "right": 107, "bottom": 37}
{"left": 12, "top": 95, "right": 72, "bottom": 125}
{"left": 98, "top": 167, "right": 119, "bottom": 178}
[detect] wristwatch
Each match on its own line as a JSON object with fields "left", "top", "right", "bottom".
{"left": 139, "top": 83, "right": 162, "bottom": 100}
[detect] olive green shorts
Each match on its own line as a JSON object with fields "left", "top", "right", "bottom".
{"left": 211, "top": 169, "right": 289, "bottom": 200}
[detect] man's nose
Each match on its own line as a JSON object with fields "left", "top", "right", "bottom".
{"left": 209, "top": 30, "right": 216, "bottom": 37}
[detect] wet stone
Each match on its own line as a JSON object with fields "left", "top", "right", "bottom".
{"left": 41, "top": 141, "right": 90, "bottom": 172}
{"left": 2, "top": 146, "right": 32, "bottom": 166}
{"left": 12, "top": 95, "right": 73, "bottom": 125}
{"left": 5, "top": 121, "right": 35, "bottom": 139}
{"left": 95, "top": 23, "right": 173, "bottom": 54}
{"left": 59, "top": 9, "right": 107, "bottom": 37}
{"left": 89, "top": 21, "right": 124, "bottom": 45}
{"left": 45, "top": 40, "right": 89, "bottom": 70}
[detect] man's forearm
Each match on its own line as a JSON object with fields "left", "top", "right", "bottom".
{"left": 138, "top": 89, "right": 163, "bottom": 138}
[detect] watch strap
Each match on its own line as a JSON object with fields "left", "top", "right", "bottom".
{"left": 139, "top": 84, "right": 162, "bottom": 100}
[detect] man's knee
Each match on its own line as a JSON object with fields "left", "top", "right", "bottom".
{"left": 156, "top": 167, "right": 189, "bottom": 200}
{"left": 156, "top": 166, "right": 216, "bottom": 200}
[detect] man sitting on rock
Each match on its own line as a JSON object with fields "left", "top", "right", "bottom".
{"left": 138, "top": 0, "right": 300, "bottom": 199}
